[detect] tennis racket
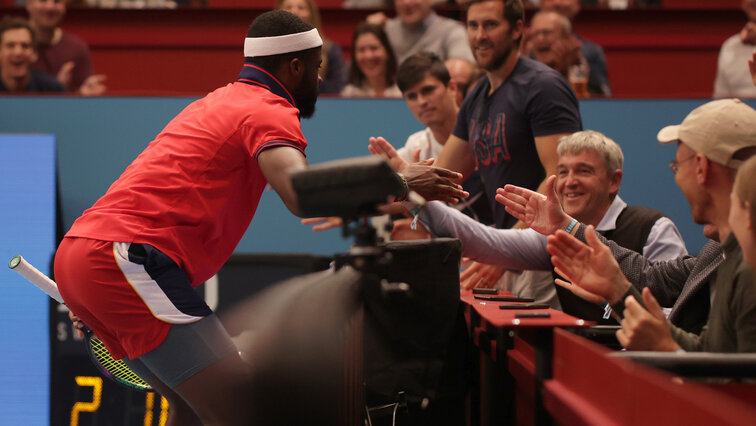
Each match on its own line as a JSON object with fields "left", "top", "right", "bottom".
{"left": 9, "top": 255, "right": 152, "bottom": 392}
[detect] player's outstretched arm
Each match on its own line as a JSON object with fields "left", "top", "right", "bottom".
{"left": 258, "top": 146, "right": 308, "bottom": 217}
{"left": 495, "top": 175, "right": 573, "bottom": 235}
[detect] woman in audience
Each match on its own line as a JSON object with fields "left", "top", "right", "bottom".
{"left": 730, "top": 155, "right": 756, "bottom": 272}
{"left": 341, "top": 23, "right": 401, "bottom": 98}
{"left": 276, "top": 0, "right": 347, "bottom": 94}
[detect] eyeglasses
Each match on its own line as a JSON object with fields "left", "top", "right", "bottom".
{"left": 669, "top": 154, "right": 696, "bottom": 174}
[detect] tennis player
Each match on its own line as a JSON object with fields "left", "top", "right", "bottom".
{"left": 54, "top": 10, "right": 465, "bottom": 425}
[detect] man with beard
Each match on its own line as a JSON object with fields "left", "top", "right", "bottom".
{"left": 433, "top": 0, "right": 582, "bottom": 289}
{"left": 55, "top": 11, "right": 465, "bottom": 425}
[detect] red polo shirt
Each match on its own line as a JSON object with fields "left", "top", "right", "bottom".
{"left": 67, "top": 64, "right": 307, "bottom": 286}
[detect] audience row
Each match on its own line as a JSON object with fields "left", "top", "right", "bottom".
{"left": 301, "top": 0, "right": 756, "bottom": 363}
{"left": 2, "top": 0, "right": 755, "bottom": 99}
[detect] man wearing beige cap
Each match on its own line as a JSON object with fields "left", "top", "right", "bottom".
{"left": 499, "top": 98, "right": 756, "bottom": 352}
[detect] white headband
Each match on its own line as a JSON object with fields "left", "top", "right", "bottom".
{"left": 244, "top": 28, "right": 323, "bottom": 57}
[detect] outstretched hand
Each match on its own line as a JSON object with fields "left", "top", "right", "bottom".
{"left": 403, "top": 160, "right": 468, "bottom": 204}
{"left": 616, "top": 288, "right": 680, "bottom": 352}
{"left": 547, "top": 225, "right": 630, "bottom": 304}
{"left": 495, "top": 175, "right": 571, "bottom": 235}
{"left": 460, "top": 261, "right": 507, "bottom": 290}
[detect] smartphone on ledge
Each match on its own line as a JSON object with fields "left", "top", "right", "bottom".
{"left": 472, "top": 288, "right": 499, "bottom": 295}
{"left": 499, "top": 303, "right": 551, "bottom": 310}
{"left": 474, "top": 295, "right": 535, "bottom": 302}
{"left": 515, "top": 312, "right": 551, "bottom": 318}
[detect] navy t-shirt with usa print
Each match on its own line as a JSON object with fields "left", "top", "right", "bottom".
{"left": 453, "top": 56, "right": 582, "bottom": 229}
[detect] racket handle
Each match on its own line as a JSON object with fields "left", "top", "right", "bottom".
{"left": 9, "top": 255, "right": 65, "bottom": 305}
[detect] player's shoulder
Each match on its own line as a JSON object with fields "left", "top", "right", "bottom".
{"left": 188, "top": 83, "right": 300, "bottom": 128}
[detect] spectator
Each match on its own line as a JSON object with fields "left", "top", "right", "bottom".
{"left": 26, "top": 0, "right": 106, "bottom": 95}
{"left": 525, "top": 10, "right": 589, "bottom": 97}
{"left": 411, "top": 130, "right": 687, "bottom": 311}
{"left": 444, "top": 57, "right": 482, "bottom": 107}
{"left": 276, "top": 0, "right": 347, "bottom": 94}
{"left": 433, "top": 0, "right": 582, "bottom": 290}
{"left": 731, "top": 156, "right": 756, "bottom": 272}
{"left": 508, "top": 99, "right": 756, "bottom": 351}
{"left": 713, "top": 0, "right": 756, "bottom": 99}
{"left": 0, "top": 17, "right": 64, "bottom": 93}
{"left": 341, "top": 23, "right": 401, "bottom": 98}
{"left": 370, "top": 52, "right": 492, "bottom": 240}
{"left": 540, "top": 0, "right": 611, "bottom": 96}
{"left": 366, "top": 0, "right": 475, "bottom": 64}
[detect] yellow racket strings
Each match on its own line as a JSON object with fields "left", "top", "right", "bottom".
{"left": 89, "top": 337, "right": 151, "bottom": 391}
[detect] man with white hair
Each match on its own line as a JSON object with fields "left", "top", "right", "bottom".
{"left": 406, "top": 130, "right": 687, "bottom": 314}
{"left": 508, "top": 99, "right": 756, "bottom": 352}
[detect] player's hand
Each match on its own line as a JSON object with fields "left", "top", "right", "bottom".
{"left": 301, "top": 216, "right": 342, "bottom": 231}
{"left": 403, "top": 160, "right": 468, "bottom": 204}
{"left": 368, "top": 137, "right": 410, "bottom": 172}
{"left": 616, "top": 288, "right": 681, "bottom": 352}
{"left": 547, "top": 225, "right": 630, "bottom": 304}
{"left": 460, "top": 262, "right": 506, "bottom": 290}
{"left": 79, "top": 74, "right": 107, "bottom": 96}
{"left": 69, "top": 311, "right": 86, "bottom": 339}
{"left": 495, "top": 175, "right": 572, "bottom": 235}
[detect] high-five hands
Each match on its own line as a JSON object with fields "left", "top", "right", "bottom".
{"left": 369, "top": 136, "right": 468, "bottom": 204}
